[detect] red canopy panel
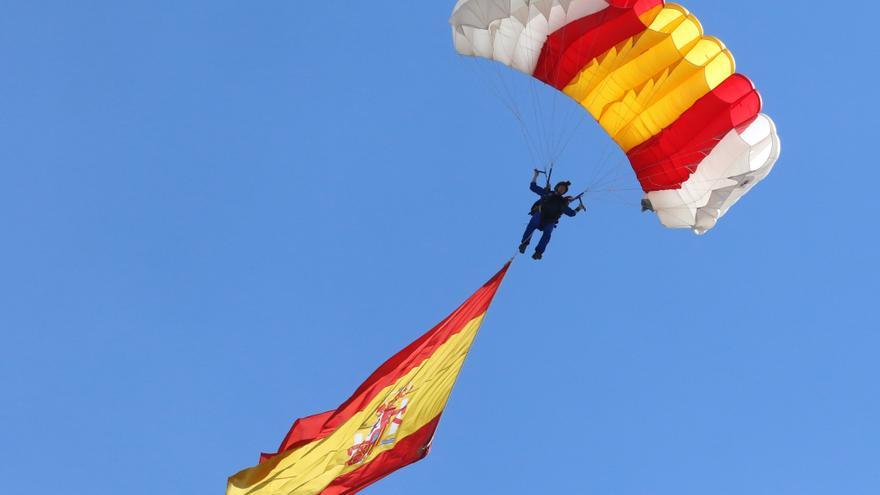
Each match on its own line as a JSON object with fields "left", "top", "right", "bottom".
{"left": 627, "top": 74, "right": 763, "bottom": 192}
{"left": 533, "top": 0, "right": 663, "bottom": 89}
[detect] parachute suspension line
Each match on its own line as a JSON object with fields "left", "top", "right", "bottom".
{"left": 469, "top": 58, "right": 543, "bottom": 170}
{"left": 587, "top": 189, "right": 642, "bottom": 209}
{"left": 490, "top": 61, "right": 542, "bottom": 166}
{"left": 511, "top": 23, "right": 550, "bottom": 167}
{"left": 527, "top": 73, "right": 548, "bottom": 164}
{"left": 583, "top": 137, "right": 623, "bottom": 193}
{"left": 544, "top": 75, "right": 559, "bottom": 163}
{"left": 592, "top": 156, "right": 634, "bottom": 191}
{"left": 585, "top": 143, "right": 728, "bottom": 210}
{"left": 551, "top": 18, "right": 628, "bottom": 194}
{"left": 502, "top": 65, "right": 547, "bottom": 169}
{"left": 517, "top": 19, "right": 553, "bottom": 168}
{"left": 558, "top": 42, "right": 604, "bottom": 164}
{"left": 529, "top": 29, "right": 561, "bottom": 167}
{"left": 580, "top": 129, "right": 756, "bottom": 215}
{"left": 489, "top": 17, "right": 553, "bottom": 168}
{"left": 548, "top": 108, "right": 588, "bottom": 166}
{"left": 493, "top": 62, "right": 550, "bottom": 171}
{"left": 486, "top": 57, "right": 555, "bottom": 174}
{"left": 467, "top": 10, "right": 622, "bottom": 187}
{"left": 543, "top": 18, "right": 571, "bottom": 162}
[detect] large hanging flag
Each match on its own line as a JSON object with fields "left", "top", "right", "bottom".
{"left": 227, "top": 263, "right": 510, "bottom": 495}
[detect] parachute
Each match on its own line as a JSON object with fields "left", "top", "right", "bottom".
{"left": 450, "top": 0, "right": 781, "bottom": 234}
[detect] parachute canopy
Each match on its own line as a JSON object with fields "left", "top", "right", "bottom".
{"left": 451, "top": 0, "right": 781, "bottom": 234}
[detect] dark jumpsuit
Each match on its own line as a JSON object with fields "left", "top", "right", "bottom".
{"left": 521, "top": 181, "right": 578, "bottom": 254}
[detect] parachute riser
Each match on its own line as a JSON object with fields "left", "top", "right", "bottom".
{"left": 571, "top": 191, "right": 586, "bottom": 213}
{"left": 534, "top": 163, "right": 555, "bottom": 190}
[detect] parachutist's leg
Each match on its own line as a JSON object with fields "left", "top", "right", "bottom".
{"left": 521, "top": 214, "right": 542, "bottom": 246}
{"left": 535, "top": 224, "right": 554, "bottom": 254}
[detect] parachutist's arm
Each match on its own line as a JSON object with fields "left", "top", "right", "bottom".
{"left": 530, "top": 182, "right": 546, "bottom": 196}
{"left": 563, "top": 206, "right": 578, "bottom": 217}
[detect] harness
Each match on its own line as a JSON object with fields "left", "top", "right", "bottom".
{"left": 530, "top": 191, "right": 569, "bottom": 224}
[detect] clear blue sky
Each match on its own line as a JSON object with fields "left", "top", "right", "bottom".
{"left": 1, "top": 2, "right": 878, "bottom": 494}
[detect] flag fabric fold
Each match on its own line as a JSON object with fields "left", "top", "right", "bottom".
{"left": 228, "top": 263, "right": 510, "bottom": 495}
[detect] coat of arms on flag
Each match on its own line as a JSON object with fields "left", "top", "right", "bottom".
{"left": 347, "top": 383, "right": 412, "bottom": 465}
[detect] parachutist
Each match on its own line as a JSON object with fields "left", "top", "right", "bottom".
{"left": 519, "top": 170, "right": 585, "bottom": 260}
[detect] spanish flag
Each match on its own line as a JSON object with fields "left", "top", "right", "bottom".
{"left": 227, "top": 263, "right": 510, "bottom": 495}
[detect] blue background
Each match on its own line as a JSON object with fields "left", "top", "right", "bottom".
{"left": 1, "top": 1, "right": 877, "bottom": 494}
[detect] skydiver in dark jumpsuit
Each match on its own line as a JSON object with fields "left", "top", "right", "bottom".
{"left": 519, "top": 169, "right": 585, "bottom": 260}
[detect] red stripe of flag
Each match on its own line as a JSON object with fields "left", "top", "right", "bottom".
{"left": 533, "top": 0, "right": 662, "bottom": 89}
{"left": 626, "top": 74, "right": 762, "bottom": 192}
